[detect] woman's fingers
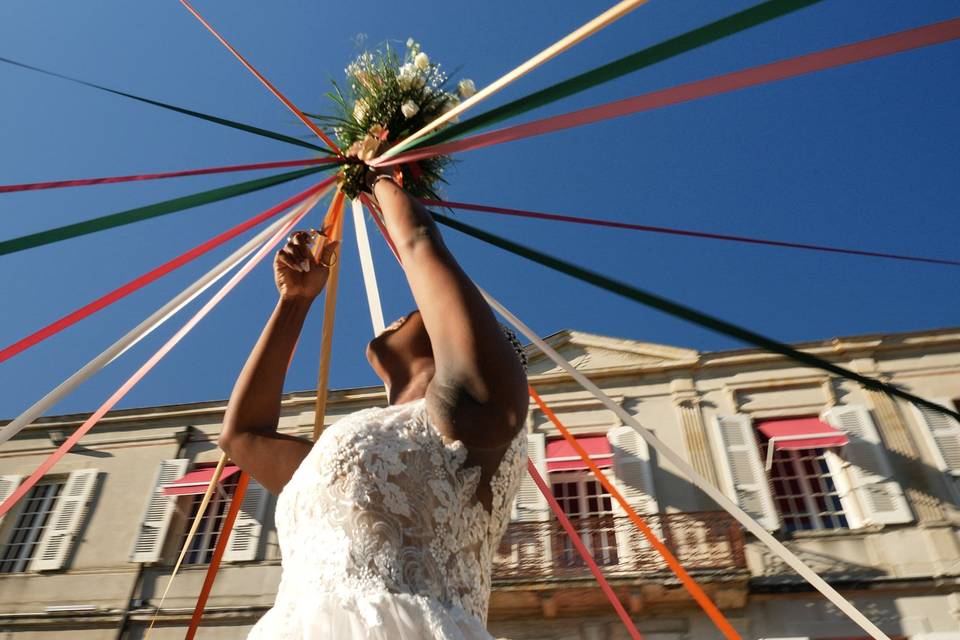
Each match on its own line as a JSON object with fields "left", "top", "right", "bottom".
{"left": 285, "top": 231, "right": 316, "bottom": 271}
{"left": 279, "top": 229, "right": 338, "bottom": 274}
{"left": 276, "top": 249, "right": 302, "bottom": 273}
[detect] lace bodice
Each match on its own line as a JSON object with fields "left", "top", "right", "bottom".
{"left": 270, "top": 398, "right": 526, "bottom": 630}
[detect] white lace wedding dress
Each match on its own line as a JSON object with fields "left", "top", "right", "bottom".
{"left": 248, "top": 397, "right": 526, "bottom": 639}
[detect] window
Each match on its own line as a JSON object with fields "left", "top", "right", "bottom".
{"left": 709, "top": 408, "right": 912, "bottom": 533}
{"left": 550, "top": 471, "right": 618, "bottom": 567}
{"left": 502, "top": 430, "right": 656, "bottom": 578}
{"left": 762, "top": 441, "right": 848, "bottom": 532}
{"left": 131, "top": 459, "right": 268, "bottom": 565}
{"left": 756, "top": 417, "right": 848, "bottom": 532}
{"left": 179, "top": 471, "right": 240, "bottom": 565}
{"left": 0, "top": 480, "right": 64, "bottom": 573}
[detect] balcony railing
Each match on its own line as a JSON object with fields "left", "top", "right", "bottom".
{"left": 492, "top": 511, "right": 746, "bottom": 582}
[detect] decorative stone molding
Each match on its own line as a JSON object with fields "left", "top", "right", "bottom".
{"left": 670, "top": 378, "right": 718, "bottom": 487}
{"left": 867, "top": 389, "right": 943, "bottom": 523}
{"left": 723, "top": 376, "right": 835, "bottom": 417}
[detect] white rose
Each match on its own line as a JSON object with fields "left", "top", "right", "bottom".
{"left": 397, "top": 63, "right": 417, "bottom": 90}
{"left": 353, "top": 99, "right": 368, "bottom": 122}
{"left": 442, "top": 94, "right": 461, "bottom": 122}
{"left": 406, "top": 37, "right": 415, "bottom": 48}
{"left": 401, "top": 100, "right": 420, "bottom": 119}
{"left": 457, "top": 78, "right": 476, "bottom": 99}
{"left": 414, "top": 52, "right": 430, "bottom": 71}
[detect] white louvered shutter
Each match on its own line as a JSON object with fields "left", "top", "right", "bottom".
{"left": 707, "top": 415, "right": 780, "bottom": 531}
{"left": 224, "top": 479, "right": 269, "bottom": 562}
{"left": 513, "top": 433, "right": 551, "bottom": 573}
{"left": 911, "top": 398, "right": 960, "bottom": 476}
{"left": 0, "top": 475, "right": 23, "bottom": 530}
{"left": 130, "top": 459, "right": 189, "bottom": 563}
{"left": 608, "top": 426, "right": 658, "bottom": 565}
{"left": 31, "top": 469, "right": 99, "bottom": 571}
{"left": 514, "top": 433, "right": 549, "bottom": 522}
{"left": 822, "top": 405, "right": 912, "bottom": 525}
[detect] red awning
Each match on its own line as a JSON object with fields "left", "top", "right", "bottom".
{"left": 546, "top": 435, "right": 613, "bottom": 472}
{"left": 757, "top": 418, "right": 848, "bottom": 451}
{"left": 162, "top": 465, "right": 241, "bottom": 496}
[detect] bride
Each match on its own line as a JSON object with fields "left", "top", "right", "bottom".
{"left": 219, "top": 167, "right": 530, "bottom": 639}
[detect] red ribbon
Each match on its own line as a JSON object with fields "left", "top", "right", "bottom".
{"left": 0, "top": 199, "right": 316, "bottom": 521}
{"left": 0, "top": 176, "right": 337, "bottom": 363}
{"left": 185, "top": 471, "right": 250, "bottom": 639}
{"left": 423, "top": 198, "right": 960, "bottom": 267}
{"left": 0, "top": 158, "right": 339, "bottom": 194}
{"left": 525, "top": 459, "right": 644, "bottom": 639}
{"left": 378, "top": 17, "right": 960, "bottom": 167}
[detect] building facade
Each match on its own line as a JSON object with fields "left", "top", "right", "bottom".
{"left": 0, "top": 327, "right": 958, "bottom": 639}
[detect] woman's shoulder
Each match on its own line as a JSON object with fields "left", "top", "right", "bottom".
{"left": 425, "top": 377, "right": 526, "bottom": 453}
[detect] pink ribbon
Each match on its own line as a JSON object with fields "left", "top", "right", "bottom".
{"left": 0, "top": 176, "right": 337, "bottom": 363}
{"left": 0, "top": 194, "right": 319, "bottom": 520}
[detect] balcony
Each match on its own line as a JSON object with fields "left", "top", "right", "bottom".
{"left": 493, "top": 511, "right": 747, "bottom": 581}
{"left": 490, "top": 512, "right": 748, "bottom": 618}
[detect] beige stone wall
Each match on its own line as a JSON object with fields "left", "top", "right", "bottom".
{"left": 0, "top": 328, "right": 957, "bottom": 637}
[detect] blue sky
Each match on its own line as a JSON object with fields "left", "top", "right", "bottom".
{"left": 1, "top": 1, "right": 958, "bottom": 419}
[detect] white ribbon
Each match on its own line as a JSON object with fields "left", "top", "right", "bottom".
{"left": 0, "top": 203, "right": 309, "bottom": 446}
{"left": 479, "top": 286, "right": 889, "bottom": 640}
{"left": 351, "top": 199, "right": 386, "bottom": 335}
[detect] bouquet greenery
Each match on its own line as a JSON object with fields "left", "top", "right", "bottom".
{"left": 317, "top": 39, "right": 475, "bottom": 200}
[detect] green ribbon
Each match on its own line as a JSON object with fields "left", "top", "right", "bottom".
{"left": 431, "top": 212, "right": 960, "bottom": 422}
{"left": 406, "top": 0, "right": 822, "bottom": 152}
{"left": 0, "top": 166, "right": 335, "bottom": 256}
{"left": 0, "top": 57, "right": 332, "bottom": 154}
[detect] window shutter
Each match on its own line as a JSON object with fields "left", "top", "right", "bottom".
{"left": 224, "top": 479, "right": 269, "bottom": 562}
{"left": 512, "top": 434, "right": 552, "bottom": 573}
{"left": 607, "top": 426, "right": 658, "bottom": 515}
{"left": 822, "top": 405, "right": 912, "bottom": 525}
{"left": 910, "top": 398, "right": 960, "bottom": 476}
{"left": 31, "top": 469, "right": 99, "bottom": 571}
{"left": 707, "top": 415, "right": 780, "bottom": 531}
{"left": 514, "top": 433, "right": 549, "bottom": 522}
{"left": 0, "top": 475, "right": 23, "bottom": 530}
{"left": 130, "top": 459, "right": 189, "bottom": 563}
{"left": 608, "top": 425, "right": 658, "bottom": 564}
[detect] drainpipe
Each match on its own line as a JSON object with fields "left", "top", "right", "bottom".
{"left": 116, "top": 426, "right": 195, "bottom": 639}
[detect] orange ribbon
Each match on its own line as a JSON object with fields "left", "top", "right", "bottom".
{"left": 179, "top": 0, "right": 341, "bottom": 153}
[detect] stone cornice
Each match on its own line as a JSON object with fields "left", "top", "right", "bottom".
{"left": 2, "top": 385, "right": 389, "bottom": 436}
{"left": 5, "top": 327, "right": 957, "bottom": 433}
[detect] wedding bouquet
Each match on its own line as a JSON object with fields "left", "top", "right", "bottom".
{"left": 318, "top": 39, "right": 475, "bottom": 200}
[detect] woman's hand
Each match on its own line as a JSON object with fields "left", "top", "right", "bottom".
{"left": 274, "top": 230, "right": 340, "bottom": 301}
{"left": 344, "top": 135, "right": 396, "bottom": 205}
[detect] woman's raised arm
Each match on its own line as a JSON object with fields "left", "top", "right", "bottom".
{"left": 370, "top": 177, "right": 528, "bottom": 442}
{"left": 219, "top": 231, "right": 339, "bottom": 494}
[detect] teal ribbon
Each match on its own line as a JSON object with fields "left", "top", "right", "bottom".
{"left": 0, "top": 166, "right": 335, "bottom": 256}
{"left": 431, "top": 211, "right": 960, "bottom": 422}
{"left": 0, "top": 56, "right": 333, "bottom": 154}
{"left": 405, "top": 0, "right": 822, "bottom": 152}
